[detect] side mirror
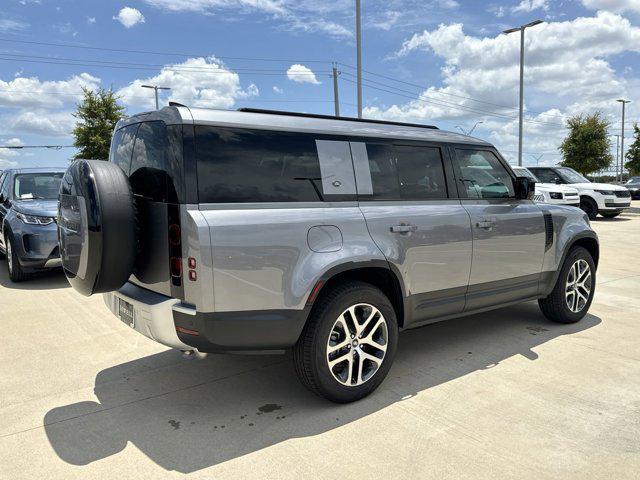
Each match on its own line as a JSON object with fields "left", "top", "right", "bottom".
{"left": 515, "top": 176, "right": 535, "bottom": 200}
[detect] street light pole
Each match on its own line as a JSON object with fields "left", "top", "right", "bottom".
{"left": 332, "top": 64, "right": 341, "bottom": 117}
{"left": 356, "top": 0, "right": 362, "bottom": 119}
{"left": 141, "top": 84, "right": 171, "bottom": 110}
{"left": 614, "top": 134, "right": 621, "bottom": 182}
{"left": 504, "top": 19, "right": 543, "bottom": 166}
{"left": 617, "top": 99, "right": 631, "bottom": 183}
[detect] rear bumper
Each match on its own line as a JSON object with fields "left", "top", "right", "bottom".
{"left": 103, "top": 282, "right": 192, "bottom": 350}
{"left": 103, "top": 281, "right": 308, "bottom": 353}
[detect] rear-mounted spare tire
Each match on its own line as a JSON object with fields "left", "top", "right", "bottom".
{"left": 58, "top": 160, "right": 136, "bottom": 296}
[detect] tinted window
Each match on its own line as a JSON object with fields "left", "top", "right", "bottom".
{"left": 110, "top": 124, "right": 138, "bottom": 174}
{"left": 455, "top": 150, "right": 514, "bottom": 199}
{"left": 365, "top": 143, "right": 399, "bottom": 200}
{"left": 530, "top": 168, "right": 560, "bottom": 184}
{"left": 13, "top": 173, "right": 63, "bottom": 200}
{"left": 396, "top": 145, "right": 447, "bottom": 200}
{"left": 195, "top": 127, "right": 325, "bottom": 203}
{"left": 130, "top": 122, "right": 183, "bottom": 203}
{"left": 0, "top": 173, "right": 7, "bottom": 198}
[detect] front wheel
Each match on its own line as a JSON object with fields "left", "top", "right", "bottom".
{"left": 293, "top": 281, "right": 398, "bottom": 403}
{"left": 538, "top": 246, "right": 595, "bottom": 323}
{"left": 580, "top": 197, "right": 598, "bottom": 220}
{"left": 5, "top": 233, "right": 28, "bottom": 282}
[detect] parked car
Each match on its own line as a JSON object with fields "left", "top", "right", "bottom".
{"left": 58, "top": 107, "right": 599, "bottom": 403}
{"left": 512, "top": 166, "right": 580, "bottom": 207}
{"left": 625, "top": 176, "right": 640, "bottom": 199}
{"left": 529, "top": 166, "right": 631, "bottom": 219}
{"left": 0, "top": 167, "right": 65, "bottom": 281}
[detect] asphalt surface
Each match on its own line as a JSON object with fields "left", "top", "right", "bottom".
{"left": 1, "top": 203, "right": 639, "bottom": 479}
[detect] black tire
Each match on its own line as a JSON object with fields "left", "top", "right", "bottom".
{"left": 58, "top": 160, "right": 136, "bottom": 296}
{"left": 5, "top": 232, "right": 28, "bottom": 282}
{"left": 538, "top": 246, "right": 595, "bottom": 324}
{"left": 600, "top": 212, "right": 620, "bottom": 219}
{"left": 580, "top": 197, "right": 598, "bottom": 220}
{"left": 293, "top": 281, "right": 398, "bottom": 403}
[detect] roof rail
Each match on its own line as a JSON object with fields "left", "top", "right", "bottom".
{"left": 236, "top": 108, "right": 439, "bottom": 130}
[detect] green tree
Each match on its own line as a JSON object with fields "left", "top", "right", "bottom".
{"left": 72, "top": 87, "right": 125, "bottom": 160}
{"left": 624, "top": 123, "right": 640, "bottom": 176}
{"left": 559, "top": 112, "right": 613, "bottom": 175}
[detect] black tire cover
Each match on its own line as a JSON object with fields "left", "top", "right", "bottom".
{"left": 58, "top": 160, "right": 136, "bottom": 296}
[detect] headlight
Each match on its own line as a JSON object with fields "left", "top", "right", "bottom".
{"left": 549, "top": 192, "right": 563, "bottom": 199}
{"left": 594, "top": 190, "right": 615, "bottom": 196}
{"left": 16, "top": 212, "right": 56, "bottom": 225}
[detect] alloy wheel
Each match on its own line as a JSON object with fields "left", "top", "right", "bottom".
{"left": 565, "top": 259, "right": 592, "bottom": 313}
{"left": 326, "top": 303, "right": 388, "bottom": 387}
{"left": 6, "top": 237, "right": 12, "bottom": 274}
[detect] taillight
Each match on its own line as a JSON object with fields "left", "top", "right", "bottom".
{"left": 187, "top": 257, "right": 197, "bottom": 281}
{"left": 170, "top": 257, "right": 182, "bottom": 277}
{"left": 168, "top": 224, "right": 181, "bottom": 246}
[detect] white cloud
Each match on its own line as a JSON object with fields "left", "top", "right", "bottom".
{"left": 286, "top": 64, "right": 321, "bottom": 85}
{"left": 87, "top": 16, "right": 96, "bottom": 24}
{"left": 582, "top": 0, "right": 640, "bottom": 14}
{"left": 273, "top": 86, "right": 283, "bottom": 94}
{"left": 10, "top": 110, "right": 76, "bottom": 137}
{"left": 370, "top": 11, "right": 640, "bottom": 164}
{"left": 0, "top": 18, "right": 29, "bottom": 33}
{"left": 117, "top": 56, "right": 258, "bottom": 109}
{"left": 0, "top": 73, "right": 100, "bottom": 109}
{"left": 437, "top": 0, "right": 460, "bottom": 8}
{"left": 113, "top": 7, "right": 145, "bottom": 28}
{"left": 4, "top": 138, "right": 24, "bottom": 147}
{"left": 513, "top": 0, "right": 550, "bottom": 13}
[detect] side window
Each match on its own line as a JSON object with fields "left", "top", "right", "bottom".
{"left": 0, "top": 173, "right": 6, "bottom": 197}
{"left": 396, "top": 145, "right": 447, "bottom": 200}
{"left": 195, "top": 127, "right": 328, "bottom": 203}
{"left": 455, "top": 149, "right": 515, "bottom": 199}
{"left": 0, "top": 173, "right": 10, "bottom": 199}
{"left": 531, "top": 168, "right": 559, "bottom": 184}
{"left": 364, "top": 143, "right": 400, "bottom": 200}
{"left": 130, "top": 122, "right": 183, "bottom": 203}
{"left": 109, "top": 124, "right": 138, "bottom": 174}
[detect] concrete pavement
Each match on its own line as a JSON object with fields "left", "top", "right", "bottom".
{"left": 1, "top": 205, "right": 639, "bottom": 479}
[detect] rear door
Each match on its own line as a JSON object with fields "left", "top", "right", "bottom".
{"left": 452, "top": 148, "right": 545, "bottom": 311}
{"left": 353, "top": 141, "right": 473, "bottom": 325}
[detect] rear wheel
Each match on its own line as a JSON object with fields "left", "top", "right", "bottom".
{"left": 600, "top": 212, "right": 620, "bottom": 219}
{"left": 5, "top": 233, "right": 28, "bottom": 282}
{"left": 538, "top": 246, "right": 595, "bottom": 324}
{"left": 293, "top": 281, "right": 398, "bottom": 403}
{"left": 580, "top": 197, "right": 598, "bottom": 220}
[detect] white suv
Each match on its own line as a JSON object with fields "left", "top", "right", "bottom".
{"left": 512, "top": 166, "right": 580, "bottom": 207}
{"left": 529, "top": 166, "right": 631, "bottom": 219}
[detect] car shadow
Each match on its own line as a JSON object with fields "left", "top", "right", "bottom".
{"left": 594, "top": 217, "right": 631, "bottom": 222}
{"left": 43, "top": 302, "right": 601, "bottom": 474}
{"left": 0, "top": 264, "right": 69, "bottom": 290}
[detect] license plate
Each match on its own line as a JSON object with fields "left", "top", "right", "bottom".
{"left": 118, "top": 298, "right": 135, "bottom": 328}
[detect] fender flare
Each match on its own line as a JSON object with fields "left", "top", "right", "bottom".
{"left": 542, "top": 231, "right": 599, "bottom": 297}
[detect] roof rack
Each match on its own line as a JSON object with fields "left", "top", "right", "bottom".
{"left": 236, "top": 108, "right": 439, "bottom": 130}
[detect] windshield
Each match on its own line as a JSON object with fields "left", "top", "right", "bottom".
{"left": 626, "top": 177, "right": 640, "bottom": 184}
{"left": 557, "top": 168, "right": 590, "bottom": 184}
{"left": 13, "top": 172, "right": 64, "bottom": 200}
{"left": 513, "top": 167, "right": 539, "bottom": 182}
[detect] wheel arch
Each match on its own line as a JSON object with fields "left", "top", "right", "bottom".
{"left": 543, "top": 231, "right": 599, "bottom": 297}
{"left": 305, "top": 261, "right": 407, "bottom": 328}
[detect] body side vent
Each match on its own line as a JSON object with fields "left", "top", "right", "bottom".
{"left": 543, "top": 213, "right": 554, "bottom": 251}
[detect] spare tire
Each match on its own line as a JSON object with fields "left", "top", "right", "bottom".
{"left": 58, "top": 160, "right": 136, "bottom": 296}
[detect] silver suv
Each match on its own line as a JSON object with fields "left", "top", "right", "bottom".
{"left": 58, "top": 106, "right": 599, "bottom": 403}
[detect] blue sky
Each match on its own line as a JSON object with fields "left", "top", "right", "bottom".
{"left": 1, "top": 0, "right": 639, "bottom": 169}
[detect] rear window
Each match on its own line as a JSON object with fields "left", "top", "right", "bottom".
{"left": 109, "top": 124, "right": 138, "bottom": 174}
{"left": 127, "top": 121, "right": 184, "bottom": 203}
{"left": 195, "top": 127, "right": 352, "bottom": 203}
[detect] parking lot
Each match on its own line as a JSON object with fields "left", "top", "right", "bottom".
{"left": 0, "top": 203, "right": 639, "bottom": 479}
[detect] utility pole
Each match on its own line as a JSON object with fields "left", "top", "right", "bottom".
{"left": 141, "top": 84, "right": 171, "bottom": 110}
{"left": 332, "top": 64, "right": 340, "bottom": 117}
{"left": 530, "top": 154, "right": 544, "bottom": 166}
{"left": 356, "top": 0, "right": 362, "bottom": 118}
{"left": 503, "top": 20, "right": 543, "bottom": 166}
{"left": 614, "top": 134, "right": 621, "bottom": 182}
{"left": 617, "top": 99, "right": 631, "bottom": 183}
{"left": 455, "top": 121, "right": 483, "bottom": 136}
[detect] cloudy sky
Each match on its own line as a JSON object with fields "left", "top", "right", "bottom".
{"left": 0, "top": 0, "right": 639, "bottom": 168}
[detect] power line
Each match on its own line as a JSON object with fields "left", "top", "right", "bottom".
{"left": 0, "top": 145, "right": 74, "bottom": 149}
{"left": 0, "top": 37, "right": 332, "bottom": 64}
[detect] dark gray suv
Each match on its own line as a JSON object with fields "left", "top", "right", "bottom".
{"left": 0, "top": 167, "right": 65, "bottom": 281}
{"left": 58, "top": 107, "right": 599, "bottom": 403}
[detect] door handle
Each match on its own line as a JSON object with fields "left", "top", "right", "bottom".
{"left": 390, "top": 224, "right": 418, "bottom": 233}
{"left": 475, "top": 220, "right": 494, "bottom": 230}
